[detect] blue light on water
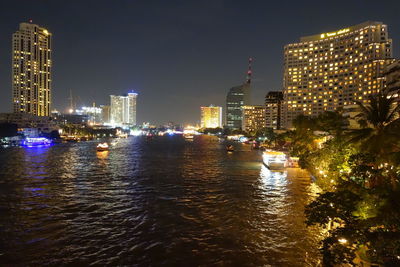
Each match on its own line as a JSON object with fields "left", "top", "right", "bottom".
{"left": 22, "top": 137, "right": 52, "bottom": 148}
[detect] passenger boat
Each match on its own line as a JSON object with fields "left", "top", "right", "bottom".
{"left": 262, "top": 150, "right": 287, "bottom": 170}
{"left": 23, "top": 137, "right": 52, "bottom": 147}
{"left": 96, "top": 142, "right": 109, "bottom": 151}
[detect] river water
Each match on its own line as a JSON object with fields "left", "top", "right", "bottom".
{"left": 0, "top": 135, "right": 322, "bottom": 266}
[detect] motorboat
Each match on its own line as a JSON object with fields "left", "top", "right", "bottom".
{"left": 96, "top": 142, "right": 109, "bottom": 151}
{"left": 226, "top": 144, "right": 234, "bottom": 152}
{"left": 262, "top": 150, "right": 287, "bottom": 170}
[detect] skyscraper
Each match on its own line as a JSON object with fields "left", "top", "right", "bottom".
{"left": 265, "top": 91, "right": 283, "bottom": 129}
{"left": 200, "top": 105, "right": 222, "bottom": 128}
{"left": 226, "top": 58, "right": 252, "bottom": 129}
{"left": 110, "top": 92, "right": 137, "bottom": 127}
{"left": 12, "top": 22, "right": 52, "bottom": 116}
{"left": 282, "top": 21, "right": 393, "bottom": 128}
{"left": 242, "top": 105, "right": 266, "bottom": 133}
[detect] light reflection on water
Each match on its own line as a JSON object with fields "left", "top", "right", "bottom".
{"left": 0, "top": 136, "right": 322, "bottom": 266}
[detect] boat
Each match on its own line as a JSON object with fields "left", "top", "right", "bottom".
{"left": 184, "top": 134, "right": 194, "bottom": 140}
{"left": 262, "top": 150, "right": 287, "bottom": 170}
{"left": 96, "top": 142, "right": 109, "bottom": 151}
{"left": 226, "top": 144, "right": 234, "bottom": 152}
{"left": 23, "top": 137, "right": 52, "bottom": 147}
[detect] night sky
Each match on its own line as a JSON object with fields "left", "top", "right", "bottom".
{"left": 0, "top": 0, "right": 399, "bottom": 125}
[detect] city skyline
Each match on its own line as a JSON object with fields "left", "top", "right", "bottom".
{"left": 0, "top": 1, "right": 399, "bottom": 125}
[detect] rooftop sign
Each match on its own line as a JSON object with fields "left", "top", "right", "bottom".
{"left": 320, "top": 28, "right": 350, "bottom": 39}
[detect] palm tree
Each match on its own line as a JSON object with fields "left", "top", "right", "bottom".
{"left": 348, "top": 92, "right": 400, "bottom": 157}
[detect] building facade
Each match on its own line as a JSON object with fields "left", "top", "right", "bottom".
{"left": 282, "top": 21, "right": 393, "bottom": 128}
{"left": 100, "top": 105, "right": 111, "bottom": 124}
{"left": 12, "top": 22, "right": 52, "bottom": 116}
{"left": 265, "top": 91, "right": 283, "bottom": 129}
{"left": 226, "top": 83, "right": 251, "bottom": 129}
{"left": 200, "top": 105, "right": 222, "bottom": 128}
{"left": 0, "top": 112, "right": 57, "bottom": 132}
{"left": 75, "top": 106, "right": 102, "bottom": 125}
{"left": 110, "top": 92, "right": 137, "bottom": 127}
{"left": 242, "top": 105, "right": 266, "bottom": 133}
{"left": 384, "top": 60, "right": 400, "bottom": 99}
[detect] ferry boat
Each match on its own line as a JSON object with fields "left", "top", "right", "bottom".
{"left": 96, "top": 142, "right": 109, "bottom": 151}
{"left": 262, "top": 150, "right": 287, "bottom": 170}
{"left": 23, "top": 137, "right": 52, "bottom": 147}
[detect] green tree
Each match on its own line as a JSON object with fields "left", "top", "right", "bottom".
{"left": 348, "top": 92, "right": 400, "bottom": 158}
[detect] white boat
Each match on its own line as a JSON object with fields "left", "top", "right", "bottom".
{"left": 262, "top": 150, "right": 287, "bottom": 170}
{"left": 184, "top": 134, "right": 194, "bottom": 140}
{"left": 96, "top": 142, "right": 109, "bottom": 151}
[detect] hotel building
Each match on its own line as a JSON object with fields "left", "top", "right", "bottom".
{"left": 110, "top": 92, "right": 137, "bottom": 127}
{"left": 200, "top": 105, "right": 222, "bottom": 128}
{"left": 242, "top": 105, "right": 266, "bottom": 133}
{"left": 265, "top": 91, "right": 283, "bottom": 129}
{"left": 12, "top": 22, "right": 52, "bottom": 116}
{"left": 282, "top": 21, "right": 393, "bottom": 128}
{"left": 384, "top": 60, "right": 400, "bottom": 99}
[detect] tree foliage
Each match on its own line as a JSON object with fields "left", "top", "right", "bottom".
{"left": 288, "top": 93, "right": 400, "bottom": 265}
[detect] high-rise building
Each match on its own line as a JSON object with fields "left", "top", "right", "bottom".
{"left": 282, "top": 21, "right": 393, "bottom": 128}
{"left": 12, "top": 22, "right": 52, "bottom": 116}
{"left": 226, "top": 58, "right": 252, "bottom": 129}
{"left": 100, "top": 105, "right": 111, "bottom": 124}
{"left": 265, "top": 91, "right": 283, "bottom": 129}
{"left": 110, "top": 92, "right": 137, "bottom": 127}
{"left": 200, "top": 105, "right": 222, "bottom": 128}
{"left": 384, "top": 60, "right": 400, "bottom": 99}
{"left": 242, "top": 105, "right": 266, "bottom": 133}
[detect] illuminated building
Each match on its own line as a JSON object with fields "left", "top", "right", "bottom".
{"left": 75, "top": 106, "right": 102, "bottom": 125}
{"left": 12, "top": 22, "right": 52, "bottom": 116}
{"left": 100, "top": 105, "right": 111, "bottom": 124}
{"left": 110, "top": 92, "right": 137, "bottom": 127}
{"left": 282, "top": 21, "right": 393, "bottom": 128}
{"left": 226, "top": 58, "right": 253, "bottom": 129}
{"left": 200, "top": 105, "right": 222, "bottom": 128}
{"left": 242, "top": 105, "right": 266, "bottom": 133}
{"left": 0, "top": 112, "right": 57, "bottom": 133}
{"left": 265, "top": 91, "right": 283, "bottom": 129}
{"left": 384, "top": 60, "right": 400, "bottom": 100}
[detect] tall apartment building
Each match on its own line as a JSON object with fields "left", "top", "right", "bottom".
{"left": 242, "top": 105, "right": 266, "bottom": 133}
{"left": 282, "top": 21, "right": 393, "bottom": 128}
{"left": 110, "top": 92, "right": 137, "bottom": 127}
{"left": 265, "top": 91, "right": 283, "bottom": 129}
{"left": 200, "top": 105, "right": 222, "bottom": 128}
{"left": 12, "top": 22, "right": 52, "bottom": 116}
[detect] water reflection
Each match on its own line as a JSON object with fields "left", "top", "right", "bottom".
{"left": 259, "top": 165, "right": 288, "bottom": 188}
{"left": 0, "top": 136, "right": 322, "bottom": 266}
{"left": 96, "top": 150, "right": 109, "bottom": 159}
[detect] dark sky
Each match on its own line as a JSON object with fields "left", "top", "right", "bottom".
{"left": 0, "top": 0, "right": 399, "bottom": 125}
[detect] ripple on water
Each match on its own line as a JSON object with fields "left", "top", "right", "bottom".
{"left": 0, "top": 136, "right": 322, "bottom": 266}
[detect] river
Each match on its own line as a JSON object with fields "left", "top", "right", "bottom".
{"left": 0, "top": 135, "right": 322, "bottom": 266}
